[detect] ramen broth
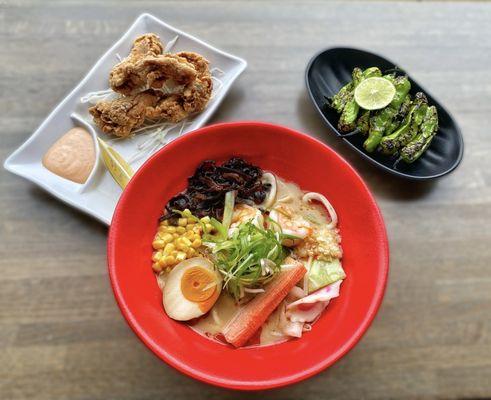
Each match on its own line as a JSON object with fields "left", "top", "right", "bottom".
{"left": 188, "top": 176, "right": 332, "bottom": 346}
{"left": 274, "top": 178, "right": 330, "bottom": 228}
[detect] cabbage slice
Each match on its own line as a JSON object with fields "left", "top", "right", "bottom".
{"left": 308, "top": 258, "right": 345, "bottom": 293}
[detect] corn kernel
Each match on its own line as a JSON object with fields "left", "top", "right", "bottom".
{"left": 187, "top": 248, "right": 196, "bottom": 257}
{"left": 171, "top": 250, "right": 178, "bottom": 257}
{"left": 185, "top": 230, "right": 195, "bottom": 240}
{"left": 200, "top": 216, "right": 211, "bottom": 223}
{"left": 176, "top": 251, "right": 186, "bottom": 262}
{"left": 163, "top": 243, "right": 175, "bottom": 255}
{"left": 180, "top": 237, "right": 192, "bottom": 246}
{"left": 152, "top": 262, "right": 162, "bottom": 272}
{"left": 161, "top": 233, "right": 173, "bottom": 243}
{"left": 175, "top": 240, "right": 187, "bottom": 251}
{"left": 176, "top": 226, "right": 186, "bottom": 234}
{"left": 167, "top": 226, "right": 177, "bottom": 233}
{"left": 182, "top": 209, "right": 192, "bottom": 218}
{"left": 152, "top": 240, "right": 165, "bottom": 250}
{"left": 191, "top": 238, "right": 202, "bottom": 248}
{"left": 163, "top": 255, "right": 176, "bottom": 266}
{"left": 178, "top": 218, "right": 188, "bottom": 226}
{"left": 160, "top": 220, "right": 169, "bottom": 226}
{"left": 152, "top": 251, "right": 163, "bottom": 262}
{"left": 172, "top": 233, "right": 179, "bottom": 239}
{"left": 186, "top": 223, "right": 195, "bottom": 231}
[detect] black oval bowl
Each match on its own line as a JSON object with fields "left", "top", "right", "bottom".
{"left": 305, "top": 47, "right": 464, "bottom": 180}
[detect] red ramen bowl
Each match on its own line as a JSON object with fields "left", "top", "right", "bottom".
{"left": 108, "top": 122, "right": 389, "bottom": 390}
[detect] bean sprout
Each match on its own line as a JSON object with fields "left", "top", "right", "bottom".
{"left": 280, "top": 263, "right": 298, "bottom": 270}
{"left": 244, "top": 288, "right": 265, "bottom": 294}
{"left": 80, "top": 89, "right": 114, "bottom": 104}
{"left": 211, "top": 308, "right": 221, "bottom": 325}
{"left": 127, "top": 121, "right": 190, "bottom": 164}
{"left": 164, "top": 35, "right": 179, "bottom": 52}
{"left": 276, "top": 194, "right": 292, "bottom": 203}
{"left": 202, "top": 281, "right": 218, "bottom": 291}
{"left": 303, "top": 256, "right": 313, "bottom": 296}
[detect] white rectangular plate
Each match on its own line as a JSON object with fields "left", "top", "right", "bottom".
{"left": 4, "top": 13, "right": 247, "bottom": 225}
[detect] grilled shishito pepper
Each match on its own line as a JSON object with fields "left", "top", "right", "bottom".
{"left": 337, "top": 68, "right": 363, "bottom": 132}
{"left": 379, "top": 92, "right": 427, "bottom": 155}
{"left": 362, "top": 67, "right": 383, "bottom": 79}
{"left": 363, "top": 76, "right": 411, "bottom": 152}
{"left": 338, "top": 99, "right": 360, "bottom": 133}
{"left": 330, "top": 66, "right": 440, "bottom": 162}
{"left": 337, "top": 67, "right": 382, "bottom": 133}
{"left": 386, "top": 94, "right": 412, "bottom": 135}
{"left": 398, "top": 93, "right": 413, "bottom": 119}
{"left": 357, "top": 110, "right": 371, "bottom": 135}
{"left": 331, "top": 82, "right": 353, "bottom": 113}
{"left": 400, "top": 106, "right": 439, "bottom": 163}
{"left": 399, "top": 96, "right": 428, "bottom": 147}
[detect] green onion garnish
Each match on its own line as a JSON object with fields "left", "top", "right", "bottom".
{"left": 204, "top": 221, "right": 291, "bottom": 300}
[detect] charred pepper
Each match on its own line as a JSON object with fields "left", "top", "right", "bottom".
{"left": 400, "top": 106, "right": 439, "bottom": 163}
{"left": 337, "top": 67, "right": 381, "bottom": 133}
{"left": 363, "top": 76, "right": 411, "bottom": 152}
{"left": 357, "top": 110, "right": 371, "bottom": 135}
{"left": 379, "top": 92, "right": 427, "bottom": 155}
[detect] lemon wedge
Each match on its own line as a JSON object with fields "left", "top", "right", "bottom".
{"left": 97, "top": 138, "right": 134, "bottom": 189}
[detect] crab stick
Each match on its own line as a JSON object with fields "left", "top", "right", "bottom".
{"left": 223, "top": 258, "right": 306, "bottom": 347}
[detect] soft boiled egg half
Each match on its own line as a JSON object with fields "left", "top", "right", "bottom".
{"left": 163, "top": 257, "right": 222, "bottom": 321}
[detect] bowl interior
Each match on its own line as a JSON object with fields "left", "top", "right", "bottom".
{"left": 108, "top": 122, "right": 388, "bottom": 390}
{"left": 306, "top": 47, "right": 463, "bottom": 180}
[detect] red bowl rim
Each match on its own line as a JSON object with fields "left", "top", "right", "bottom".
{"left": 107, "top": 121, "right": 389, "bottom": 391}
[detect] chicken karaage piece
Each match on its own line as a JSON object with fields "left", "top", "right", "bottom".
{"left": 109, "top": 34, "right": 164, "bottom": 95}
{"left": 89, "top": 91, "right": 159, "bottom": 137}
{"left": 90, "top": 34, "right": 213, "bottom": 137}
{"left": 138, "top": 54, "right": 197, "bottom": 91}
{"left": 176, "top": 52, "right": 213, "bottom": 114}
{"left": 110, "top": 34, "right": 197, "bottom": 96}
{"left": 146, "top": 95, "right": 188, "bottom": 123}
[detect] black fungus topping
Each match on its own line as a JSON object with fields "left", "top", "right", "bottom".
{"left": 162, "top": 157, "right": 269, "bottom": 221}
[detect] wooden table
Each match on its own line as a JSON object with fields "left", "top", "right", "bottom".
{"left": 1, "top": 1, "right": 490, "bottom": 399}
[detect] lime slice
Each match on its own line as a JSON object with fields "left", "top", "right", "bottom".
{"left": 354, "top": 77, "right": 396, "bottom": 110}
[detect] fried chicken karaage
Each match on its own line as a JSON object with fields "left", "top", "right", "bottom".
{"left": 89, "top": 91, "right": 159, "bottom": 138}
{"left": 177, "top": 52, "right": 213, "bottom": 114}
{"left": 109, "top": 34, "right": 164, "bottom": 96}
{"left": 89, "top": 34, "right": 213, "bottom": 137}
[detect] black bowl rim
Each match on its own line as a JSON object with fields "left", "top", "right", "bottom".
{"left": 305, "top": 46, "right": 464, "bottom": 181}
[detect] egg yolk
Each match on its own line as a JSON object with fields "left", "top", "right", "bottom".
{"left": 181, "top": 266, "right": 218, "bottom": 310}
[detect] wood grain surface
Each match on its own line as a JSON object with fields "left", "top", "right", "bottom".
{"left": 1, "top": 1, "right": 490, "bottom": 399}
